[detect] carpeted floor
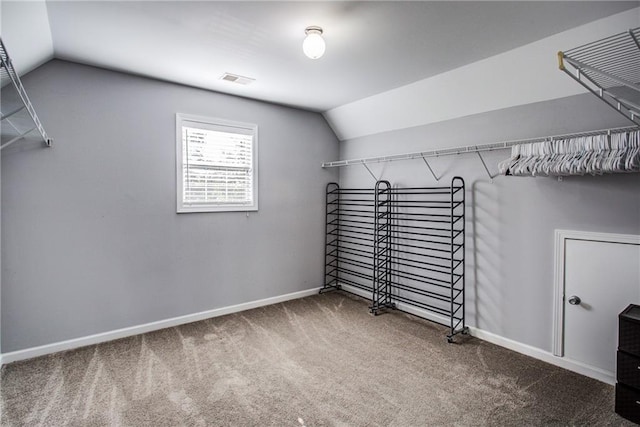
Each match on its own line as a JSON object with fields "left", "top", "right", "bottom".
{"left": 0, "top": 292, "right": 634, "bottom": 426}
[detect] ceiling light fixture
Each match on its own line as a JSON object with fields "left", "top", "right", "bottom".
{"left": 303, "top": 26, "right": 325, "bottom": 59}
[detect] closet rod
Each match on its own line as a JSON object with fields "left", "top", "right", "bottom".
{"left": 321, "top": 125, "right": 638, "bottom": 168}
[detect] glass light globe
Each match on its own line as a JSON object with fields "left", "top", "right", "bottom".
{"left": 303, "top": 28, "right": 325, "bottom": 59}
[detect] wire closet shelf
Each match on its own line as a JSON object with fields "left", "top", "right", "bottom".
{"left": 558, "top": 27, "right": 640, "bottom": 126}
{"left": 322, "top": 176, "right": 467, "bottom": 342}
{"left": 322, "top": 126, "right": 639, "bottom": 180}
{"left": 0, "top": 38, "right": 52, "bottom": 150}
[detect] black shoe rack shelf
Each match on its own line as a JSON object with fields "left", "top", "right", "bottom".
{"left": 321, "top": 176, "right": 467, "bottom": 342}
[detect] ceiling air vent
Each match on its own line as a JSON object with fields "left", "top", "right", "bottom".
{"left": 220, "top": 73, "right": 255, "bottom": 85}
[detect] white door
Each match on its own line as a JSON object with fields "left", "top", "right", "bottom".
{"left": 564, "top": 238, "right": 640, "bottom": 379}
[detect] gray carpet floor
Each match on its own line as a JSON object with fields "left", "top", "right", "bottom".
{"left": 0, "top": 292, "right": 634, "bottom": 426}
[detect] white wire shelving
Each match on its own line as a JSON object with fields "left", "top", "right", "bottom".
{"left": 1, "top": 38, "right": 52, "bottom": 150}
{"left": 321, "top": 126, "right": 639, "bottom": 180}
{"left": 558, "top": 27, "right": 640, "bottom": 126}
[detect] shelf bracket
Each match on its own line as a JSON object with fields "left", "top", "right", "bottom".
{"left": 476, "top": 151, "right": 495, "bottom": 180}
{"left": 422, "top": 157, "right": 440, "bottom": 181}
{"left": 362, "top": 163, "right": 379, "bottom": 182}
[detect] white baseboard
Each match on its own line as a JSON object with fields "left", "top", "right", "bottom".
{"left": 0, "top": 287, "right": 321, "bottom": 366}
{"left": 468, "top": 326, "right": 615, "bottom": 385}
{"left": 339, "top": 282, "right": 614, "bottom": 385}
{"left": 2, "top": 284, "right": 615, "bottom": 386}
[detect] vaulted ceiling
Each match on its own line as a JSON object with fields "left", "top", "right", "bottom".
{"left": 2, "top": 1, "right": 639, "bottom": 140}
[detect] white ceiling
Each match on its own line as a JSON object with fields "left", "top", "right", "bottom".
{"left": 2, "top": 1, "right": 638, "bottom": 114}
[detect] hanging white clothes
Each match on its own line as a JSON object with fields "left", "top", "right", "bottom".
{"left": 498, "top": 129, "right": 640, "bottom": 177}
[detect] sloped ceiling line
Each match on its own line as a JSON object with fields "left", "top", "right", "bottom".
{"left": 324, "top": 7, "right": 640, "bottom": 142}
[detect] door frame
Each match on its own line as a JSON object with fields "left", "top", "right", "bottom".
{"left": 553, "top": 229, "right": 640, "bottom": 357}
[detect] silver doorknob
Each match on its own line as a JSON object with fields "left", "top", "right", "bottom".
{"left": 568, "top": 295, "right": 581, "bottom": 305}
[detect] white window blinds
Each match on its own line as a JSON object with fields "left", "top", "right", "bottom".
{"left": 176, "top": 114, "right": 258, "bottom": 213}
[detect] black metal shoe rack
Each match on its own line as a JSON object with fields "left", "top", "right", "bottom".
{"left": 321, "top": 177, "right": 467, "bottom": 342}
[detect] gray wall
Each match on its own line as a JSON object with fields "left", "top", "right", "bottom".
{"left": 339, "top": 93, "right": 640, "bottom": 352}
{"left": 1, "top": 60, "right": 339, "bottom": 352}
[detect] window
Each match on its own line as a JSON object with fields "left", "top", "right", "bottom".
{"left": 176, "top": 114, "right": 258, "bottom": 213}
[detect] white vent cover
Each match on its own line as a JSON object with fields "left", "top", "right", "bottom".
{"left": 220, "top": 73, "right": 255, "bottom": 85}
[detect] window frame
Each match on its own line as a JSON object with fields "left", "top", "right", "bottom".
{"left": 176, "top": 113, "right": 258, "bottom": 213}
